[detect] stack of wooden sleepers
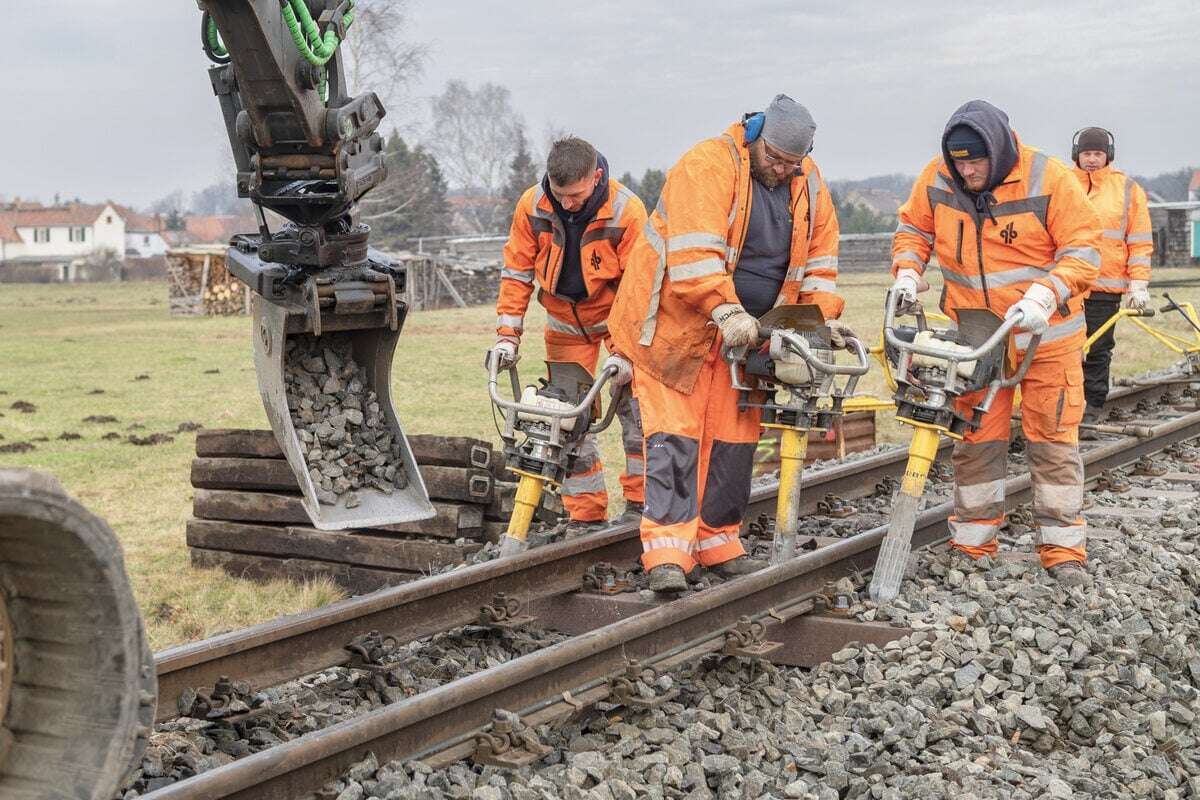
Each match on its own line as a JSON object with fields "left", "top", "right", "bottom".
{"left": 187, "top": 428, "right": 547, "bottom": 593}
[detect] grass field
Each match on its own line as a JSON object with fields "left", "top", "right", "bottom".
{"left": 2, "top": 270, "right": 1197, "bottom": 649}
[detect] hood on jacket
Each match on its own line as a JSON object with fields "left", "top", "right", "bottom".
{"left": 941, "top": 100, "right": 1019, "bottom": 195}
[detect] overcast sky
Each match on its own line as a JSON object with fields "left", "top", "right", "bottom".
{"left": 4, "top": 1, "right": 1197, "bottom": 208}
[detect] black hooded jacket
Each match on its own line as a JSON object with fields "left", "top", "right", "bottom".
{"left": 543, "top": 154, "right": 610, "bottom": 302}
{"left": 941, "top": 100, "right": 1019, "bottom": 224}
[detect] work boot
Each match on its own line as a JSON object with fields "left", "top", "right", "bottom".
{"left": 561, "top": 519, "right": 609, "bottom": 540}
{"left": 647, "top": 564, "right": 688, "bottom": 594}
{"left": 1048, "top": 560, "right": 1092, "bottom": 588}
{"left": 612, "top": 501, "right": 644, "bottom": 526}
{"left": 1079, "top": 405, "right": 1104, "bottom": 441}
{"left": 708, "top": 555, "right": 769, "bottom": 579}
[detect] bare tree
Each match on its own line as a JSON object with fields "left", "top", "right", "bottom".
{"left": 340, "top": 0, "right": 427, "bottom": 120}
{"left": 427, "top": 80, "right": 525, "bottom": 233}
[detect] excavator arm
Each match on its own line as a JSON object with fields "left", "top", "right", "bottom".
{"left": 198, "top": 1, "right": 434, "bottom": 529}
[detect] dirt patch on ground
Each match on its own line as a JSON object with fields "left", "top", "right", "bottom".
{"left": 176, "top": 421, "right": 203, "bottom": 433}
{"left": 127, "top": 433, "right": 174, "bottom": 446}
{"left": 58, "top": 432, "right": 83, "bottom": 441}
{"left": 101, "top": 432, "right": 122, "bottom": 441}
{"left": 83, "top": 415, "right": 120, "bottom": 423}
{"left": 0, "top": 442, "right": 35, "bottom": 454}
{"left": 87, "top": 388, "right": 106, "bottom": 395}
{"left": 10, "top": 401, "right": 36, "bottom": 413}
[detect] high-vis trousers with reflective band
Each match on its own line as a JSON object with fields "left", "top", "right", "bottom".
{"left": 949, "top": 348, "right": 1087, "bottom": 569}
{"left": 636, "top": 342, "right": 761, "bottom": 573}
{"left": 544, "top": 329, "right": 644, "bottom": 522}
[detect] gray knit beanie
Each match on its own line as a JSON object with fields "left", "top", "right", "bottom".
{"left": 761, "top": 94, "right": 816, "bottom": 157}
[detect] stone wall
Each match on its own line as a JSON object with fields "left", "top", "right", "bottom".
{"left": 838, "top": 233, "right": 893, "bottom": 273}
{"left": 1150, "top": 207, "right": 1199, "bottom": 268}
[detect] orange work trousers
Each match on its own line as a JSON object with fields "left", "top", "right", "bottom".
{"left": 636, "top": 340, "right": 761, "bottom": 573}
{"left": 545, "top": 329, "right": 644, "bottom": 522}
{"left": 948, "top": 341, "right": 1087, "bottom": 569}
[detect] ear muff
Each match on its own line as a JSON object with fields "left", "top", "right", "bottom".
{"left": 1071, "top": 127, "right": 1115, "bottom": 164}
{"left": 743, "top": 113, "right": 765, "bottom": 144}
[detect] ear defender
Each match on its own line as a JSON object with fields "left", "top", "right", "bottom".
{"left": 743, "top": 112, "right": 765, "bottom": 144}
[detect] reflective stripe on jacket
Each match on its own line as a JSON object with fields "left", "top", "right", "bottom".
{"left": 1071, "top": 165, "right": 1152, "bottom": 293}
{"left": 496, "top": 179, "right": 647, "bottom": 341}
{"left": 892, "top": 137, "right": 1101, "bottom": 355}
{"left": 608, "top": 121, "right": 844, "bottom": 394}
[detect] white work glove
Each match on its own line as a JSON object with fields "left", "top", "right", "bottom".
{"left": 711, "top": 303, "right": 759, "bottom": 349}
{"left": 891, "top": 268, "right": 928, "bottom": 314}
{"left": 602, "top": 354, "right": 633, "bottom": 397}
{"left": 1127, "top": 280, "right": 1151, "bottom": 311}
{"left": 488, "top": 338, "right": 518, "bottom": 371}
{"left": 826, "top": 319, "right": 857, "bottom": 350}
{"left": 1005, "top": 283, "right": 1056, "bottom": 335}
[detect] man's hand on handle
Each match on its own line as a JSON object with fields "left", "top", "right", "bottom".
{"left": 711, "top": 303, "right": 759, "bottom": 348}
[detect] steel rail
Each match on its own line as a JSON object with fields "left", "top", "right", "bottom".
{"left": 152, "top": 377, "right": 1188, "bottom": 720}
{"left": 143, "top": 403, "right": 1200, "bottom": 800}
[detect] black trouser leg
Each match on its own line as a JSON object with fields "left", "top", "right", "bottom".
{"left": 1083, "top": 294, "right": 1121, "bottom": 410}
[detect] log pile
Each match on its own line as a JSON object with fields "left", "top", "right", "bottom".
{"left": 752, "top": 410, "right": 878, "bottom": 477}
{"left": 166, "top": 246, "right": 250, "bottom": 317}
{"left": 188, "top": 428, "right": 553, "bottom": 594}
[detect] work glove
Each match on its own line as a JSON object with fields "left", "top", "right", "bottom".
{"left": 711, "top": 303, "right": 759, "bottom": 349}
{"left": 601, "top": 353, "right": 633, "bottom": 397}
{"left": 890, "top": 268, "right": 928, "bottom": 314}
{"left": 1127, "top": 279, "right": 1151, "bottom": 311}
{"left": 1005, "top": 283, "right": 1056, "bottom": 335}
{"left": 487, "top": 337, "right": 518, "bottom": 372}
{"left": 826, "top": 319, "right": 857, "bottom": 350}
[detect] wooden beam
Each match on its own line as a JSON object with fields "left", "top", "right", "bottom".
{"left": 186, "top": 519, "right": 479, "bottom": 572}
{"left": 197, "top": 428, "right": 497, "bottom": 470}
{"left": 192, "top": 489, "right": 483, "bottom": 539}
{"left": 190, "top": 548, "right": 414, "bottom": 595}
{"left": 190, "top": 457, "right": 493, "bottom": 504}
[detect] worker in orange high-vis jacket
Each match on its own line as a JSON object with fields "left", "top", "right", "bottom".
{"left": 1070, "top": 126, "right": 1154, "bottom": 433}
{"left": 609, "top": 94, "right": 851, "bottom": 594}
{"left": 492, "top": 137, "right": 648, "bottom": 537}
{"left": 891, "top": 100, "right": 1101, "bottom": 588}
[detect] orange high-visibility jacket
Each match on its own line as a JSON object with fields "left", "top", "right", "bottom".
{"left": 496, "top": 179, "right": 647, "bottom": 343}
{"left": 1072, "top": 165, "right": 1152, "bottom": 293}
{"left": 608, "top": 121, "right": 844, "bottom": 394}
{"left": 893, "top": 137, "right": 1101, "bottom": 354}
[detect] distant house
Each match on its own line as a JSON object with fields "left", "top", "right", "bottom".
{"left": 115, "top": 205, "right": 169, "bottom": 258}
{"left": 1148, "top": 171, "right": 1200, "bottom": 267}
{"left": 0, "top": 202, "right": 126, "bottom": 268}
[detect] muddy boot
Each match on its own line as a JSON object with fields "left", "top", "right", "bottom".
{"left": 562, "top": 519, "right": 609, "bottom": 540}
{"left": 647, "top": 564, "right": 688, "bottom": 594}
{"left": 612, "top": 501, "right": 644, "bottom": 526}
{"left": 1079, "top": 405, "right": 1104, "bottom": 441}
{"left": 708, "top": 555, "right": 769, "bottom": 579}
{"left": 1048, "top": 560, "right": 1091, "bottom": 588}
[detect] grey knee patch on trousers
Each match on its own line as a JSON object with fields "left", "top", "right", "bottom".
{"left": 644, "top": 432, "right": 699, "bottom": 525}
{"left": 700, "top": 441, "right": 756, "bottom": 528}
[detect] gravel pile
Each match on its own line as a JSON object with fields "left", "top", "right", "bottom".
{"left": 319, "top": 447, "right": 1200, "bottom": 799}
{"left": 122, "top": 625, "right": 567, "bottom": 797}
{"left": 284, "top": 333, "right": 409, "bottom": 507}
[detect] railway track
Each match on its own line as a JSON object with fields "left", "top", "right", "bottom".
{"left": 138, "top": 376, "right": 1200, "bottom": 799}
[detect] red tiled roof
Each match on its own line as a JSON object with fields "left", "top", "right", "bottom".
{"left": 112, "top": 204, "right": 163, "bottom": 233}
{"left": 183, "top": 213, "right": 258, "bottom": 244}
{"left": 5, "top": 203, "right": 110, "bottom": 228}
{"left": 1189, "top": 170, "right": 1200, "bottom": 193}
{"left": 0, "top": 215, "right": 18, "bottom": 244}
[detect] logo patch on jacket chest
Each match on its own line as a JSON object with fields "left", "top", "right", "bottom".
{"left": 1000, "top": 222, "right": 1018, "bottom": 245}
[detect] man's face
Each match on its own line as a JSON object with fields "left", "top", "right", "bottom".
{"left": 750, "top": 139, "right": 805, "bottom": 188}
{"left": 952, "top": 156, "right": 991, "bottom": 192}
{"left": 1078, "top": 149, "right": 1109, "bottom": 171}
{"left": 548, "top": 168, "right": 602, "bottom": 212}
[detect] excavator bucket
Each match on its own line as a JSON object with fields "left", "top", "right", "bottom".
{"left": 252, "top": 292, "right": 434, "bottom": 531}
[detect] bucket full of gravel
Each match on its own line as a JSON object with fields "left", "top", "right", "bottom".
{"left": 250, "top": 295, "right": 434, "bottom": 531}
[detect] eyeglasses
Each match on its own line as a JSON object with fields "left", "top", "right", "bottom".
{"left": 762, "top": 146, "right": 805, "bottom": 171}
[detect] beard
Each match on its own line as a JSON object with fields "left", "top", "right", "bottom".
{"left": 749, "top": 150, "right": 786, "bottom": 188}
